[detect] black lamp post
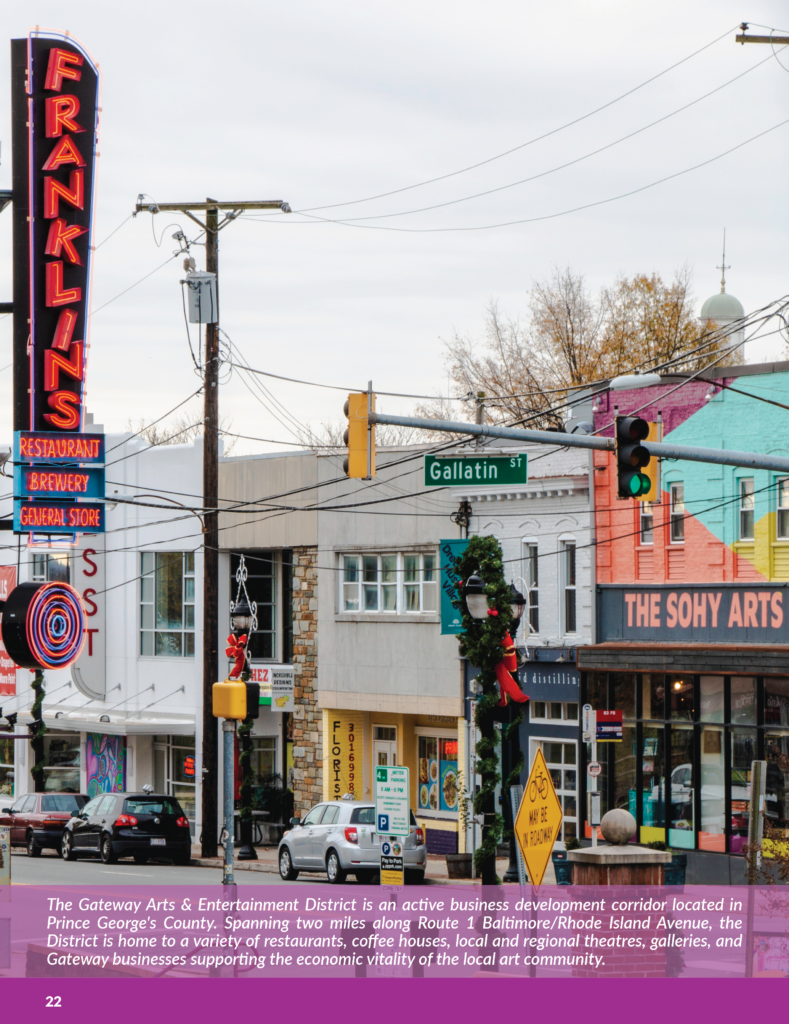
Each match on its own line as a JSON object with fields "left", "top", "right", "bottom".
{"left": 503, "top": 583, "right": 526, "bottom": 884}
{"left": 232, "top": 592, "right": 258, "bottom": 861}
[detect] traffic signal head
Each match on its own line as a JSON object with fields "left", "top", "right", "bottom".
{"left": 615, "top": 416, "right": 651, "bottom": 499}
{"left": 212, "top": 678, "right": 247, "bottom": 720}
{"left": 343, "top": 392, "right": 376, "bottom": 478}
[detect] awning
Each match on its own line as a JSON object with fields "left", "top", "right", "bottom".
{"left": 19, "top": 708, "right": 195, "bottom": 736}
{"left": 576, "top": 642, "right": 789, "bottom": 677}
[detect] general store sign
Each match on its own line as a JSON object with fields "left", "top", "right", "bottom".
{"left": 424, "top": 454, "right": 527, "bottom": 487}
{"left": 598, "top": 584, "right": 789, "bottom": 645}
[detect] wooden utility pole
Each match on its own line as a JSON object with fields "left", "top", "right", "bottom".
{"left": 736, "top": 25, "right": 789, "bottom": 45}
{"left": 135, "top": 197, "right": 288, "bottom": 857}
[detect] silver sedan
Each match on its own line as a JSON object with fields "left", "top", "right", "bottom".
{"left": 278, "top": 799, "right": 427, "bottom": 884}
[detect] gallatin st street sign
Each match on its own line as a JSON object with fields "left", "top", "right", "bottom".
{"left": 424, "top": 454, "right": 528, "bottom": 487}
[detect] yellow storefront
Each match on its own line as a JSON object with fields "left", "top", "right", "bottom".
{"left": 322, "top": 710, "right": 465, "bottom": 854}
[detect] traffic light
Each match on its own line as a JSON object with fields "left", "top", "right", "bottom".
{"left": 212, "top": 678, "right": 247, "bottom": 720}
{"left": 615, "top": 416, "right": 652, "bottom": 498}
{"left": 343, "top": 391, "right": 376, "bottom": 478}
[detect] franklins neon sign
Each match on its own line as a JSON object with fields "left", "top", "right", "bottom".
{"left": 16, "top": 33, "right": 99, "bottom": 434}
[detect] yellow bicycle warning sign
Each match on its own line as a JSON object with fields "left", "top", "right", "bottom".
{"left": 514, "top": 746, "right": 563, "bottom": 886}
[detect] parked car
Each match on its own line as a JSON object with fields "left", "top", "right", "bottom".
{"left": 278, "top": 799, "right": 426, "bottom": 884}
{"left": 0, "top": 792, "right": 88, "bottom": 856}
{"left": 60, "top": 792, "right": 192, "bottom": 865}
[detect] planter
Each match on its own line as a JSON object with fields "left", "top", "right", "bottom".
{"left": 446, "top": 853, "right": 473, "bottom": 879}
{"left": 552, "top": 850, "right": 573, "bottom": 886}
{"left": 664, "top": 852, "right": 687, "bottom": 886}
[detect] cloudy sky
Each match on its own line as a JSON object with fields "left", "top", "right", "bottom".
{"left": 1, "top": 1, "right": 788, "bottom": 454}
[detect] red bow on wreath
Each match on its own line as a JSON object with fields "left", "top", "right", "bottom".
{"left": 495, "top": 632, "right": 529, "bottom": 707}
{"left": 225, "top": 634, "right": 248, "bottom": 679}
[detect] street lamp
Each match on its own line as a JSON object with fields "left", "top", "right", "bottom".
{"left": 465, "top": 574, "right": 488, "bottom": 619}
{"left": 230, "top": 593, "right": 256, "bottom": 637}
{"left": 230, "top": 569, "right": 258, "bottom": 862}
{"left": 509, "top": 583, "right": 526, "bottom": 632}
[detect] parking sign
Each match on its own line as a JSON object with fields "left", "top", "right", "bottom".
{"left": 375, "top": 765, "right": 410, "bottom": 837}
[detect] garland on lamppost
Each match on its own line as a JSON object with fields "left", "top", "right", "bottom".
{"left": 30, "top": 669, "right": 47, "bottom": 792}
{"left": 452, "top": 534, "right": 526, "bottom": 884}
{"left": 229, "top": 556, "right": 259, "bottom": 861}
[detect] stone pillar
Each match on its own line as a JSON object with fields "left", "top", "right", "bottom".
{"left": 567, "top": 846, "right": 673, "bottom": 978}
{"left": 291, "top": 546, "right": 321, "bottom": 817}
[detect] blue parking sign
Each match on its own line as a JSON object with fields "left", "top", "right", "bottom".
{"left": 378, "top": 814, "right": 389, "bottom": 833}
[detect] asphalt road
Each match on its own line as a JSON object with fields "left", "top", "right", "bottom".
{"left": 9, "top": 849, "right": 329, "bottom": 886}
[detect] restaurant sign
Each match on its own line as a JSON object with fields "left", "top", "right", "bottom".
{"left": 598, "top": 584, "right": 789, "bottom": 645}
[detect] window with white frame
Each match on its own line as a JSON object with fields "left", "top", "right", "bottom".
{"left": 561, "top": 541, "right": 576, "bottom": 634}
{"left": 739, "top": 479, "right": 755, "bottom": 541}
{"left": 530, "top": 701, "right": 579, "bottom": 722}
{"left": 778, "top": 479, "right": 789, "bottom": 540}
{"left": 670, "top": 483, "right": 685, "bottom": 542}
{"left": 522, "top": 542, "right": 539, "bottom": 634}
{"left": 639, "top": 501, "right": 656, "bottom": 545}
{"left": 32, "top": 552, "right": 70, "bottom": 583}
{"left": 341, "top": 553, "right": 436, "bottom": 613}
{"left": 140, "top": 552, "right": 195, "bottom": 657}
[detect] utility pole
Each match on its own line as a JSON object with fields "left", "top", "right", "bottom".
{"left": 736, "top": 24, "right": 789, "bottom": 45}
{"left": 135, "top": 197, "right": 289, "bottom": 858}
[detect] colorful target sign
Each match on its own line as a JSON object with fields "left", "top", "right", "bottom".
{"left": 1, "top": 581, "right": 86, "bottom": 670}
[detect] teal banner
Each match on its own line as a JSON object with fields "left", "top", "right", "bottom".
{"left": 440, "top": 538, "right": 468, "bottom": 634}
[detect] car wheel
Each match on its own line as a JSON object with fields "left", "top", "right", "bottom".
{"left": 355, "top": 869, "right": 376, "bottom": 884}
{"left": 279, "top": 846, "right": 299, "bottom": 881}
{"left": 326, "top": 849, "right": 347, "bottom": 884}
{"left": 100, "top": 834, "right": 118, "bottom": 864}
{"left": 61, "top": 832, "right": 77, "bottom": 861}
{"left": 26, "top": 832, "right": 41, "bottom": 858}
{"left": 405, "top": 869, "right": 425, "bottom": 885}
{"left": 133, "top": 853, "right": 149, "bottom": 865}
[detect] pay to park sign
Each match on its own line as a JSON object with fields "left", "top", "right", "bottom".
{"left": 514, "top": 747, "right": 563, "bottom": 886}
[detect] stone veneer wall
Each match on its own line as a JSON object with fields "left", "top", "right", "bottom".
{"left": 291, "top": 547, "right": 321, "bottom": 817}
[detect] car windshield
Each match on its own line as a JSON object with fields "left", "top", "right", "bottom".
{"left": 42, "top": 795, "right": 86, "bottom": 813}
{"left": 124, "top": 798, "right": 181, "bottom": 816}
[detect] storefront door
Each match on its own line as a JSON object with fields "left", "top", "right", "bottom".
{"left": 373, "top": 726, "right": 397, "bottom": 767}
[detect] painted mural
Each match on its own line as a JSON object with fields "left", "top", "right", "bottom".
{"left": 86, "top": 733, "right": 126, "bottom": 796}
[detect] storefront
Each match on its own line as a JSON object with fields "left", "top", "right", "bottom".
{"left": 578, "top": 584, "right": 789, "bottom": 882}
{"left": 322, "top": 710, "right": 463, "bottom": 854}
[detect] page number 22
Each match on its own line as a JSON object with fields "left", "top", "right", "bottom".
{"left": 46, "top": 997, "right": 62, "bottom": 1008}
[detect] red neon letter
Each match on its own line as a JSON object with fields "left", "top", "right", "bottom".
{"left": 45, "top": 219, "right": 87, "bottom": 266}
{"left": 44, "top": 48, "right": 83, "bottom": 92}
{"left": 45, "top": 95, "right": 84, "bottom": 137}
{"left": 82, "top": 549, "right": 98, "bottom": 577}
{"left": 45, "top": 262, "right": 81, "bottom": 307}
{"left": 44, "top": 343, "right": 84, "bottom": 391}
{"left": 42, "top": 135, "right": 86, "bottom": 172}
{"left": 50, "top": 309, "right": 79, "bottom": 352}
{"left": 43, "top": 170, "right": 84, "bottom": 218}
{"left": 43, "top": 391, "right": 81, "bottom": 430}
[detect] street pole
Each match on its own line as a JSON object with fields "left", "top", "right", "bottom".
{"left": 135, "top": 198, "right": 288, "bottom": 858}
{"left": 223, "top": 718, "right": 236, "bottom": 884}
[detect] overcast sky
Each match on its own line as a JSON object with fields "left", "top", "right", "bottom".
{"left": 1, "top": 1, "right": 788, "bottom": 454}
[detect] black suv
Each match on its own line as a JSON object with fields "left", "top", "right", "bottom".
{"left": 61, "top": 792, "right": 192, "bottom": 865}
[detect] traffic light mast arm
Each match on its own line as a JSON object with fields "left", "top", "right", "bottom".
{"left": 367, "top": 411, "right": 789, "bottom": 475}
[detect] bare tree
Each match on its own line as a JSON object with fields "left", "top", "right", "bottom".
{"left": 126, "top": 412, "right": 236, "bottom": 453}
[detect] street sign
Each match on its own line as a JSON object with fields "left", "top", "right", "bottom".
{"left": 439, "top": 538, "right": 468, "bottom": 634}
{"left": 424, "top": 454, "right": 527, "bottom": 487}
{"left": 271, "top": 666, "right": 295, "bottom": 712}
{"left": 380, "top": 839, "right": 404, "bottom": 886}
{"left": 582, "top": 703, "right": 595, "bottom": 743}
{"left": 597, "top": 709, "right": 623, "bottom": 742}
{"left": 513, "top": 747, "right": 563, "bottom": 886}
{"left": 375, "top": 765, "right": 410, "bottom": 837}
{"left": 587, "top": 761, "right": 602, "bottom": 778}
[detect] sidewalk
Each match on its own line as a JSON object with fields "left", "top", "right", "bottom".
{"left": 189, "top": 845, "right": 555, "bottom": 885}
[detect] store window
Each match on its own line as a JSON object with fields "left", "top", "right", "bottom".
{"left": 533, "top": 739, "right": 576, "bottom": 841}
{"left": 731, "top": 677, "right": 756, "bottom": 725}
{"left": 700, "top": 725, "right": 725, "bottom": 851}
{"left": 342, "top": 553, "right": 437, "bottom": 614}
{"left": 522, "top": 542, "right": 539, "bottom": 634}
{"left": 154, "top": 735, "right": 196, "bottom": 832}
{"left": 765, "top": 678, "right": 789, "bottom": 726}
{"left": 778, "top": 478, "right": 789, "bottom": 540}
{"left": 32, "top": 552, "right": 70, "bottom": 583}
{"left": 669, "top": 726, "right": 695, "bottom": 849}
{"left": 231, "top": 553, "right": 276, "bottom": 661}
{"left": 561, "top": 541, "right": 576, "bottom": 634}
{"left": 614, "top": 726, "right": 637, "bottom": 820}
{"left": 417, "top": 733, "right": 458, "bottom": 815}
{"left": 530, "top": 702, "right": 578, "bottom": 722}
{"left": 739, "top": 479, "right": 755, "bottom": 540}
{"left": 641, "top": 726, "right": 665, "bottom": 841}
{"left": 0, "top": 737, "right": 12, "bottom": 797}
{"left": 670, "top": 483, "right": 685, "bottom": 542}
{"left": 642, "top": 673, "right": 666, "bottom": 720}
{"left": 764, "top": 732, "right": 789, "bottom": 838}
{"left": 43, "top": 731, "right": 81, "bottom": 793}
{"left": 700, "top": 676, "right": 724, "bottom": 723}
{"left": 140, "top": 552, "right": 195, "bottom": 657}
{"left": 730, "top": 728, "right": 757, "bottom": 854}
{"left": 669, "top": 676, "right": 694, "bottom": 721}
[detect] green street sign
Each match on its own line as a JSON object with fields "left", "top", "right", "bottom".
{"left": 424, "top": 454, "right": 528, "bottom": 487}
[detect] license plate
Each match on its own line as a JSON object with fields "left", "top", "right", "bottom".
{"left": 150, "top": 838, "right": 166, "bottom": 846}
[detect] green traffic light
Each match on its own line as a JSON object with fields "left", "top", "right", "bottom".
{"left": 625, "top": 472, "right": 651, "bottom": 497}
